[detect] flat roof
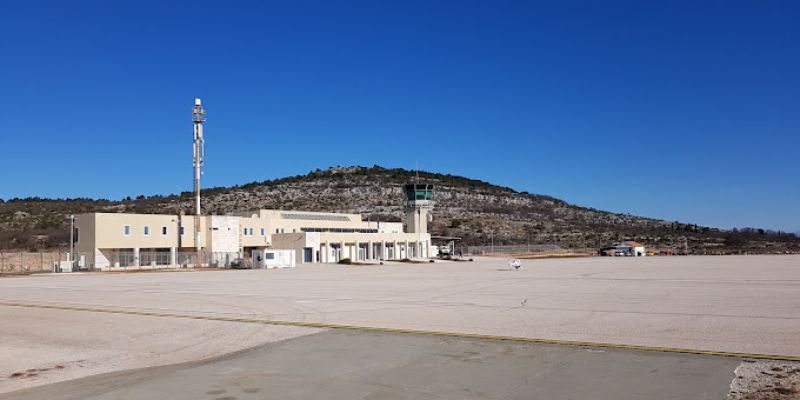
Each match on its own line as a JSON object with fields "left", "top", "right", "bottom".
{"left": 431, "top": 235, "right": 462, "bottom": 241}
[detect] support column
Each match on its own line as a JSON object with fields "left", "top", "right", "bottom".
{"left": 321, "top": 242, "right": 328, "bottom": 263}
{"left": 367, "top": 241, "right": 373, "bottom": 260}
{"left": 170, "top": 247, "right": 176, "bottom": 266}
{"left": 405, "top": 241, "right": 410, "bottom": 259}
{"left": 393, "top": 241, "right": 399, "bottom": 260}
{"left": 133, "top": 248, "right": 140, "bottom": 268}
{"left": 340, "top": 241, "right": 345, "bottom": 262}
{"left": 381, "top": 241, "right": 386, "bottom": 260}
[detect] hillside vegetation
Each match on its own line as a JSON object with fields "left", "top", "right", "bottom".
{"left": 1, "top": 165, "right": 798, "bottom": 254}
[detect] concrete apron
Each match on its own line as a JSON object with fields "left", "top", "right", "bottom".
{"left": 1, "top": 330, "right": 740, "bottom": 400}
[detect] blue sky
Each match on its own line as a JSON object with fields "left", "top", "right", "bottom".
{"left": 1, "top": 1, "right": 798, "bottom": 232}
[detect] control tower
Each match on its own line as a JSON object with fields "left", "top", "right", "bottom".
{"left": 404, "top": 183, "right": 434, "bottom": 234}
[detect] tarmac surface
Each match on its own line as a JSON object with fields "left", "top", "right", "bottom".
{"left": 1, "top": 330, "right": 740, "bottom": 400}
{"left": 1, "top": 255, "right": 799, "bottom": 396}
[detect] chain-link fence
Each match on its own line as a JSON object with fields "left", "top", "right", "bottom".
{"left": 174, "top": 252, "right": 248, "bottom": 268}
{"left": 139, "top": 251, "right": 171, "bottom": 267}
{"left": 0, "top": 250, "right": 249, "bottom": 274}
{"left": 111, "top": 251, "right": 136, "bottom": 268}
{"left": 104, "top": 251, "right": 247, "bottom": 270}
{"left": 464, "top": 244, "right": 596, "bottom": 257}
{"left": 0, "top": 252, "right": 69, "bottom": 274}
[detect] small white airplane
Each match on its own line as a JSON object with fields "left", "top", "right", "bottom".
{"left": 510, "top": 259, "right": 521, "bottom": 270}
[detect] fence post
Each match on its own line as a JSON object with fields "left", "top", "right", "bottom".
{"left": 20, "top": 252, "right": 24, "bottom": 272}
{"left": 0, "top": 252, "right": 4, "bottom": 274}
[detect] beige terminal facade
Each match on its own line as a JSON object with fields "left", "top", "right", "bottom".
{"left": 74, "top": 184, "right": 435, "bottom": 270}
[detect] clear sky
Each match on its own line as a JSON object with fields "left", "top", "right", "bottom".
{"left": 1, "top": 1, "right": 798, "bottom": 232}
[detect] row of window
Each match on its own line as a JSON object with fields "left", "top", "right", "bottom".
{"left": 300, "top": 228, "right": 379, "bottom": 233}
{"left": 242, "top": 227, "right": 266, "bottom": 236}
{"left": 123, "top": 225, "right": 185, "bottom": 237}
{"left": 281, "top": 213, "right": 350, "bottom": 222}
{"left": 123, "top": 225, "right": 382, "bottom": 238}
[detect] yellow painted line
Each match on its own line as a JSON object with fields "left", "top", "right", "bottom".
{"left": 2, "top": 301, "right": 798, "bottom": 362}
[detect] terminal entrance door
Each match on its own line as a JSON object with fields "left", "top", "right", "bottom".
{"left": 303, "top": 248, "right": 313, "bottom": 263}
{"left": 373, "top": 243, "right": 381, "bottom": 260}
{"left": 358, "top": 245, "right": 366, "bottom": 261}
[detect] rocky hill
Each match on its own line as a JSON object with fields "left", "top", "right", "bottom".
{"left": 1, "top": 165, "right": 798, "bottom": 254}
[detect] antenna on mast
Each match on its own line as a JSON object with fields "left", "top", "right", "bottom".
{"left": 192, "top": 98, "right": 206, "bottom": 264}
{"left": 192, "top": 98, "right": 206, "bottom": 215}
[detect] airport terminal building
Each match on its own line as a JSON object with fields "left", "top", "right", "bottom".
{"left": 74, "top": 184, "right": 435, "bottom": 270}
{"left": 73, "top": 101, "right": 437, "bottom": 270}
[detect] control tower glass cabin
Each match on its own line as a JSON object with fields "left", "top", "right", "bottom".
{"left": 404, "top": 183, "right": 434, "bottom": 234}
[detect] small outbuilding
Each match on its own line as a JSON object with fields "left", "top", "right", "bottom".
{"left": 600, "top": 242, "right": 647, "bottom": 257}
{"left": 251, "top": 249, "right": 296, "bottom": 269}
{"left": 621, "top": 241, "right": 646, "bottom": 257}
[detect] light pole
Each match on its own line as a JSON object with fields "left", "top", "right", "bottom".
{"left": 67, "top": 215, "right": 76, "bottom": 269}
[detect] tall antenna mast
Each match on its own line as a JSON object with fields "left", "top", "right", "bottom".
{"left": 192, "top": 98, "right": 206, "bottom": 264}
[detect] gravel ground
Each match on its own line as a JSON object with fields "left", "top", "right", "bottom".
{"left": 729, "top": 360, "right": 800, "bottom": 399}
